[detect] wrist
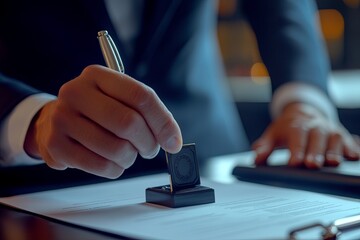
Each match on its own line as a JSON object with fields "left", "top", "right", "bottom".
{"left": 24, "top": 110, "right": 42, "bottom": 159}
{"left": 281, "top": 102, "right": 327, "bottom": 123}
{"left": 271, "top": 82, "right": 339, "bottom": 121}
{"left": 23, "top": 100, "right": 55, "bottom": 160}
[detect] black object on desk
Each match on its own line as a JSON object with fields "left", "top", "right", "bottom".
{"left": 146, "top": 144, "right": 215, "bottom": 208}
{"left": 232, "top": 161, "right": 360, "bottom": 198}
{"left": 146, "top": 184, "right": 215, "bottom": 208}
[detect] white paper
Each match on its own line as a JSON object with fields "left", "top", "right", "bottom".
{"left": 0, "top": 173, "right": 359, "bottom": 240}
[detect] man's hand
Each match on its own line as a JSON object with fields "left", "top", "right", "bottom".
{"left": 253, "top": 102, "right": 360, "bottom": 168}
{"left": 24, "top": 65, "right": 183, "bottom": 178}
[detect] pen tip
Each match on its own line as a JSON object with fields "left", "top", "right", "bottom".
{"left": 97, "top": 30, "right": 108, "bottom": 37}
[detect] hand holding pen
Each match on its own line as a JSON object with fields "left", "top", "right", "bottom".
{"left": 24, "top": 30, "right": 182, "bottom": 179}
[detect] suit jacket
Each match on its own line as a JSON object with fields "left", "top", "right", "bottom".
{"left": 0, "top": 0, "right": 329, "bottom": 164}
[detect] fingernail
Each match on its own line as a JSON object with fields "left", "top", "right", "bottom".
{"left": 165, "top": 136, "right": 181, "bottom": 152}
{"left": 326, "top": 152, "right": 341, "bottom": 166}
{"left": 348, "top": 149, "right": 358, "bottom": 159}
{"left": 290, "top": 152, "right": 304, "bottom": 166}
{"left": 306, "top": 154, "right": 324, "bottom": 168}
{"left": 306, "top": 154, "right": 324, "bottom": 167}
{"left": 295, "top": 152, "right": 304, "bottom": 161}
{"left": 143, "top": 145, "right": 161, "bottom": 159}
{"left": 326, "top": 152, "right": 340, "bottom": 162}
{"left": 314, "top": 154, "right": 324, "bottom": 166}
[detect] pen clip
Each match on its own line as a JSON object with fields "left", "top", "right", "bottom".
{"left": 288, "top": 214, "right": 360, "bottom": 240}
{"left": 97, "top": 30, "right": 125, "bottom": 73}
{"left": 332, "top": 214, "right": 360, "bottom": 233}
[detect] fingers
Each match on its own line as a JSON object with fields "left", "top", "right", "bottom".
{"left": 287, "top": 126, "right": 358, "bottom": 169}
{"left": 287, "top": 124, "right": 306, "bottom": 167}
{"left": 38, "top": 102, "right": 138, "bottom": 178}
{"left": 287, "top": 125, "right": 342, "bottom": 169}
{"left": 34, "top": 65, "right": 183, "bottom": 178}
{"left": 252, "top": 102, "right": 359, "bottom": 170}
{"left": 303, "top": 127, "right": 328, "bottom": 169}
{"left": 343, "top": 134, "right": 360, "bottom": 161}
{"left": 64, "top": 111, "right": 139, "bottom": 167}
{"left": 60, "top": 87, "right": 160, "bottom": 159}
{"left": 324, "top": 133, "right": 343, "bottom": 166}
{"left": 78, "top": 65, "right": 182, "bottom": 153}
{"left": 253, "top": 131, "right": 275, "bottom": 166}
{"left": 48, "top": 135, "right": 127, "bottom": 179}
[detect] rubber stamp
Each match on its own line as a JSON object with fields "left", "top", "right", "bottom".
{"left": 146, "top": 143, "right": 215, "bottom": 208}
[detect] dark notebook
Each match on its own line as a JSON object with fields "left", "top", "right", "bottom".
{"left": 232, "top": 153, "right": 360, "bottom": 198}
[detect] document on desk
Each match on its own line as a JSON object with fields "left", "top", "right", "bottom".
{"left": 0, "top": 173, "right": 359, "bottom": 240}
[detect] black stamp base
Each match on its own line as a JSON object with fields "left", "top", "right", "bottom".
{"left": 146, "top": 185, "right": 215, "bottom": 208}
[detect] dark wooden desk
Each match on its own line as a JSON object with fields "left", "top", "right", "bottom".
{"left": 0, "top": 204, "right": 131, "bottom": 240}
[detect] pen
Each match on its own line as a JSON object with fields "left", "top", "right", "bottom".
{"left": 289, "top": 213, "right": 360, "bottom": 240}
{"left": 97, "top": 30, "right": 125, "bottom": 73}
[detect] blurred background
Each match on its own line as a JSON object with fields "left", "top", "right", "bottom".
{"left": 216, "top": 0, "right": 360, "bottom": 142}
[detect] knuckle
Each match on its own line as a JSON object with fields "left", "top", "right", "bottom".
{"left": 59, "top": 65, "right": 103, "bottom": 100}
{"left": 157, "top": 117, "right": 176, "bottom": 140}
{"left": 131, "top": 84, "right": 156, "bottom": 108}
{"left": 94, "top": 160, "right": 114, "bottom": 175}
{"left": 120, "top": 150, "right": 137, "bottom": 169}
{"left": 331, "top": 132, "right": 342, "bottom": 142}
{"left": 106, "top": 140, "right": 138, "bottom": 169}
{"left": 43, "top": 140, "right": 68, "bottom": 170}
{"left": 310, "top": 126, "right": 327, "bottom": 137}
{"left": 117, "top": 111, "right": 143, "bottom": 137}
{"left": 107, "top": 139, "right": 127, "bottom": 157}
{"left": 58, "top": 82, "right": 72, "bottom": 99}
{"left": 58, "top": 81, "right": 81, "bottom": 101}
{"left": 94, "top": 159, "right": 127, "bottom": 179}
{"left": 81, "top": 64, "right": 101, "bottom": 77}
{"left": 289, "top": 121, "right": 308, "bottom": 132}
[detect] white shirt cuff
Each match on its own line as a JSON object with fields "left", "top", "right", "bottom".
{"left": 0, "top": 93, "right": 57, "bottom": 166}
{"left": 270, "top": 82, "right": 338, "bottom": 121}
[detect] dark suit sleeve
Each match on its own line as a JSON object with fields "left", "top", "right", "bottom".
{"left": 242, "top": 0, "right": 330, "bottom": 95}
{"left": 0, "top": 74, "right": 40, "bottom": 123}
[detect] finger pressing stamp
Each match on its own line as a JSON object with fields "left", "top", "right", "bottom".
{"left": 146, "top": 143, "right": 215, "bottom": 208}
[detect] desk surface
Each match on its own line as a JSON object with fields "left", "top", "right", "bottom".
{"left": 1, "top": 150, "right": 359, "bottom": 240}
{"left": 0, "top": 204, "right": 128, "bottom": 240}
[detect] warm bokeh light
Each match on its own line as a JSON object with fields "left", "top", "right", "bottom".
{"left": 343, "top": 0, "right": 360, "bottom": 8}
{"left": 318, "top": 9, "right": 344, "bottom": 40}
{"left": 218, "top": 0, "right": 237, "bottom": 16}
{"left": 250, "top": 62, "right": 268, "bottom": 77}
{"left": 250, "top": 62, "right": 269, "bottom": 83}
{"left": 217, "top": 1, "right": 360, "bottom": 76}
